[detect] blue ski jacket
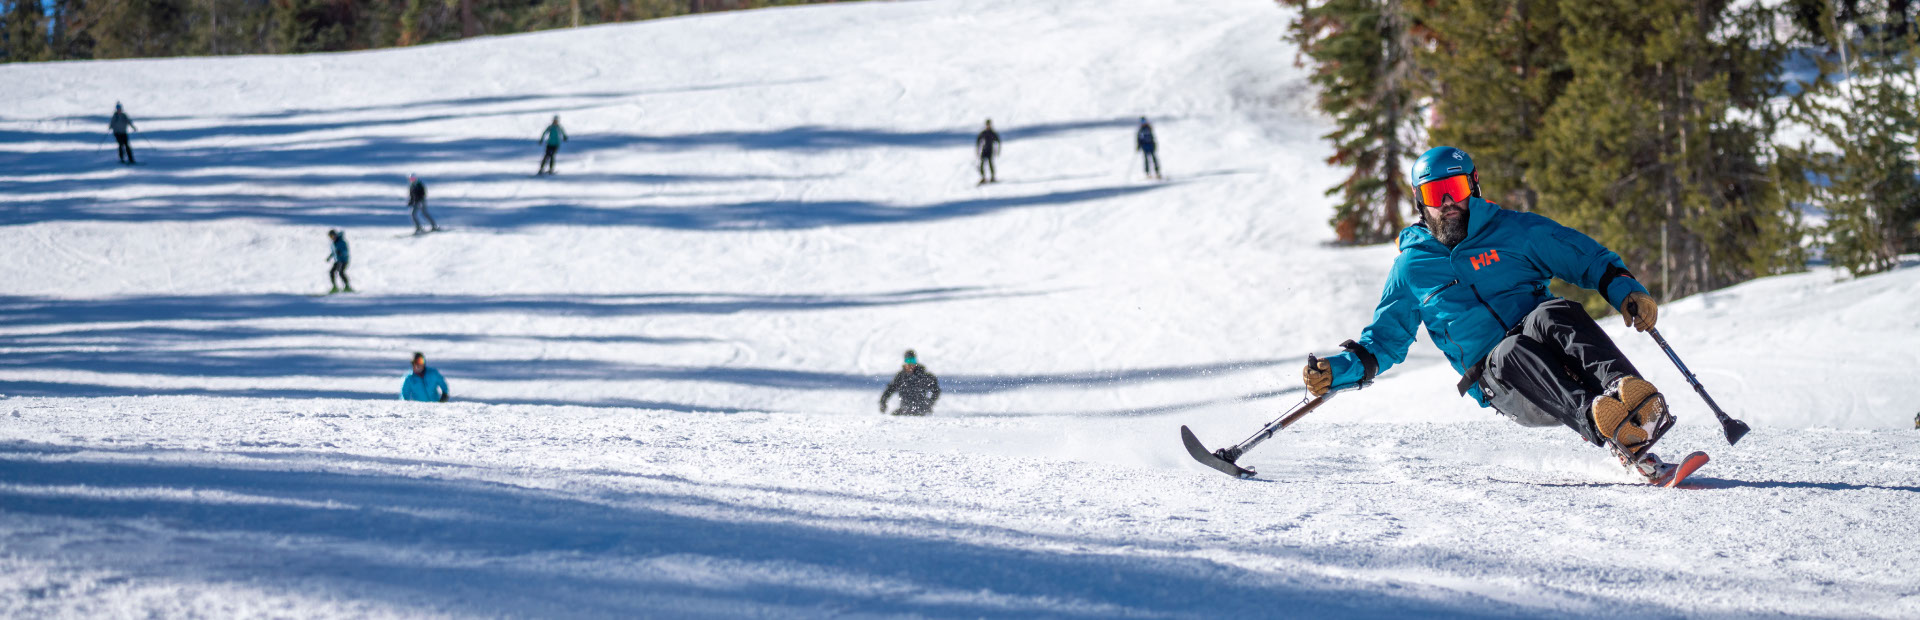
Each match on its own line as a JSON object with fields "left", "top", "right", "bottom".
{"left": 1323, "top": 197, "right": 1649, "bottom": 405}
{"left": 400, "top": 367, "right": 450, "bottom": 402}
{"left": 540, "top": 124, "right": 567, "bottom": 147}
{"left": 329, "top": 236, "right": 349, "bottom": 263}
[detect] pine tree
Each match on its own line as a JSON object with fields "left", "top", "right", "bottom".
{"left": 1791, "top": 0, "right": 1920, "bottom": 274}
{"left": 88, "top": 0, "right": 188, "bottom": 58}
{"left": 1411, "top": 0, "right": 1568, "bottom": 214}
{"left": 1280, "top": 0, "right": 1421, "bottom": 244}
{"left": 1531, "top": 0, "right": 1799, "bottom": 309}
{"left": 5, "top": 0, "right": 53, "bottom": 62}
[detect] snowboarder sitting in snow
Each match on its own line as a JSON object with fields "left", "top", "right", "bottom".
{"left": 1136, "top": 117, "right": 1161, "bottom": 179}
{"left": 325, "top": 229, "right": 353, "bottom": 294}
{"left": 108, "top": 103, "right": 138, "bottom": 164}
{"left": 881, "top": 350, "right": 941, "bottom": 416}
{"left": 976, "top": 119, "right": 1001, "bottom": 184}
{"left": 537, "top": 115, "right": 568, "bottom": 175}
{"left": 1302, "top": 146, "right": 1674, "bottom": 481}
{"left": 401, "top": 352, "right": 451, "bottom": 402}
{"left": 407, "top": 174, "right": 439, "bottom": 234}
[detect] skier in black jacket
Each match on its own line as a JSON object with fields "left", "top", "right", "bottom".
{"left": 881, "top": 349, "right": 941, "bottom": 416}
{"left": 108, "top": 103, "right": 138, "bottom": 164}
{"left": 407, "top": 174, "right": 439, "bottom": 233}
{"left": 975, "top": 120, "right": 1001, "bottom": 184}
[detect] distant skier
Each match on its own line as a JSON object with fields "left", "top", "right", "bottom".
{"left": 880, "top": 349, "right": 941, "bottom": 416}
{"left": 1136, "top": 117, "right": 1161, "bottom": 179}
{"left": 407, "top": 174, "right": 439, "bottom": 233}
{"left": 975, "top": 119, "right": 1001, "bottom": 184}
{"left": 108, "top": 103, "right": 138, "bottom": 164}
{"left": 1302, "top": 146, "right": 1678, "bottom": 482}
{"left": 400, "top": 352, "right": 451, "bottom": 402}
{"left": 325, "top": 229, "right": 353, "bottom": 294}
{"left": 537, "top": 116, "right": 568, "bottom": 175}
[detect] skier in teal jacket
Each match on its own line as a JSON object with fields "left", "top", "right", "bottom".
{"left": 537, "top": 116, "right": 568, "bottom": 175}
{"left": 1304, "top": 146, "right": 1672, "bottom": 479}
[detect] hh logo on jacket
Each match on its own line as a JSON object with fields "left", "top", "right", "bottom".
{"left": 1470, "top": 249, "right": 1500, "bottom": 270}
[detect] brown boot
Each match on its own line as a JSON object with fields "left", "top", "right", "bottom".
{"left": 1591, "top": 376, "right": 1666, "bottom": 453}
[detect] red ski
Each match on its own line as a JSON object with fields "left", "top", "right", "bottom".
{"left": 1654, "top": 451, "right": 1710, "bottom": 488}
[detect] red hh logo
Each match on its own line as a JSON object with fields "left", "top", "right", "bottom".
{"left": 1470, "top": 249, "right": 1500, "bottom": 270}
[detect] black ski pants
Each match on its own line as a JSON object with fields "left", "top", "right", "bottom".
{"left": 409, "top": 199, "right": 437, "bottom": 231}
{"left": 114, "top": 133, "right": 134, "bottom": 163}
{"left": 1479, "top": 298, "right": 1641, "bottom": 446}
{"left": 978, "top": 151, "right": 996, "bottom": 182}
{"left": 539, "top": 145, "right": 559, "bottom": 174}
{"left": 1140, "top": 146, "right": 1160, "bottom": 176}
{"left": 892, "top": 399, "right": 934, "bottom": 416}
{"left": 329, "top": 261, "right": 350, "bottom": 289}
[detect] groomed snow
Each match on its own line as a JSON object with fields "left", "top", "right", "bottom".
{"left": 2, "top": 0, "right": 1918, "bottom": 617}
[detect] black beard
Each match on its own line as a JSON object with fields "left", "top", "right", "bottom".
{"left": 1432, "top": 210, "right": 1468, "bottom": 247}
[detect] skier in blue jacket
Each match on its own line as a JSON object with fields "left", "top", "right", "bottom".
{"left": 400, "top": 352, "right": 451, "bottom": 402}
{"left": 1303, "top": 146, "right": 1670, "bottom": 479}
{"left": 1136, "top": 117, "right": 1161, "bottom": 179}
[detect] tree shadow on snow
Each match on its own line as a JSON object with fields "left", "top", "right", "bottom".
{"left": 0, "top": 443, "right": 1563, "bottom": 618}
{"left": 0, "top": 111, "right": 1164, "bottom": 231}
{"left": 0, "top": 179, "right": 1163, "bottom": 231}
{"left": 0, "top": 288, "right": 1299, "bottom": 411}
{"left": 1683, "top": 477, "right": 1920, "bottom": 494}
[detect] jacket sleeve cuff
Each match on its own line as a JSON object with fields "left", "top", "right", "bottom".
{"left": 1601, "top": 274, "right": 1650, "bottom": 309}
{"left": 1326, "top": 354, "right": 1363, "bottom": 391}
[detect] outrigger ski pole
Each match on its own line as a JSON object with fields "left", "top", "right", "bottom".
{"left": 1625, "top": 303, "right": 1750, "bottom": 446}
{"left": 1180, "top": 354, "right": 1342, "bottom": 478}
{"left": 1644, "top": 326, "right": 1750, "bottom": 445}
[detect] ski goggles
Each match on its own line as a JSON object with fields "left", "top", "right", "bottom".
{"left": 1417, "top": 174, "right": 1473, "bottom": 207}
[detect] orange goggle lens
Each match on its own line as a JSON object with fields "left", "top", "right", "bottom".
{"left": 1417, "top": 174, "right": 1473, "bottom": 207}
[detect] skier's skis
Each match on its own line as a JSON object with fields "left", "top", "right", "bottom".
{"left": 1180, "top": 425, "right": 1255, "bottom": 478}
{"left": 1654, "top": 451, "right": 1710, "bottom": 488}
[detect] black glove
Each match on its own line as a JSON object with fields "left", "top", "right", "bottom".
{"left": 879, "top": 401, "right": 887, "bottom": 414}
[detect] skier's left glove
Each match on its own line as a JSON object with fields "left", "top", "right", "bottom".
{"left": 1302, "top": 359, "right": 1332, "bottom": 397}
{"left": 1620, "top": 291, "right": 1658, "bottom": 332}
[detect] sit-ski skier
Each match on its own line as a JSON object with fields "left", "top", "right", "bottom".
{"left": 881, "top": 349, "right": 941, "bottom": 416}
{"left": 1302, "top": 146, "right": 1678, "bottom": 481}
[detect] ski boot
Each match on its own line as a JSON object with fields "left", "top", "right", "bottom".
{"left": 327, "top": 286, "right": 340, "bottom": 295}
{"left": 1592, "top": 376, "right": 1675, "bottom": 481}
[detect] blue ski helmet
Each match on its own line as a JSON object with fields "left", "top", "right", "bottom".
{"left": 1411, "top": 146, "right": 1475, "bottom": 187}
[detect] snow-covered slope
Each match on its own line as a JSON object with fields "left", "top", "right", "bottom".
{"left": 2, "top": 0, "right": 1918, "bottom": 616}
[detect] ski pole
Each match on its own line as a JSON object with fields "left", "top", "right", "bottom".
{"left": 1213, "top": 354, "right": 1340, "bottom": 463}
{"left": 1643, "top": 326, "right": 1750, "bottom": 445}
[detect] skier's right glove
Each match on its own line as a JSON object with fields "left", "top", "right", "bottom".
{"left": 878, "top": 401, "right": 888, "bottom": 414}
{"left": 1302, "top": 359, "right": 1332, "bottom": 397}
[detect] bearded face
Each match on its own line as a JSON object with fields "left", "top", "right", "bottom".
{"left": 1428, "top": 200, "right": 1469, "bottom": 247}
